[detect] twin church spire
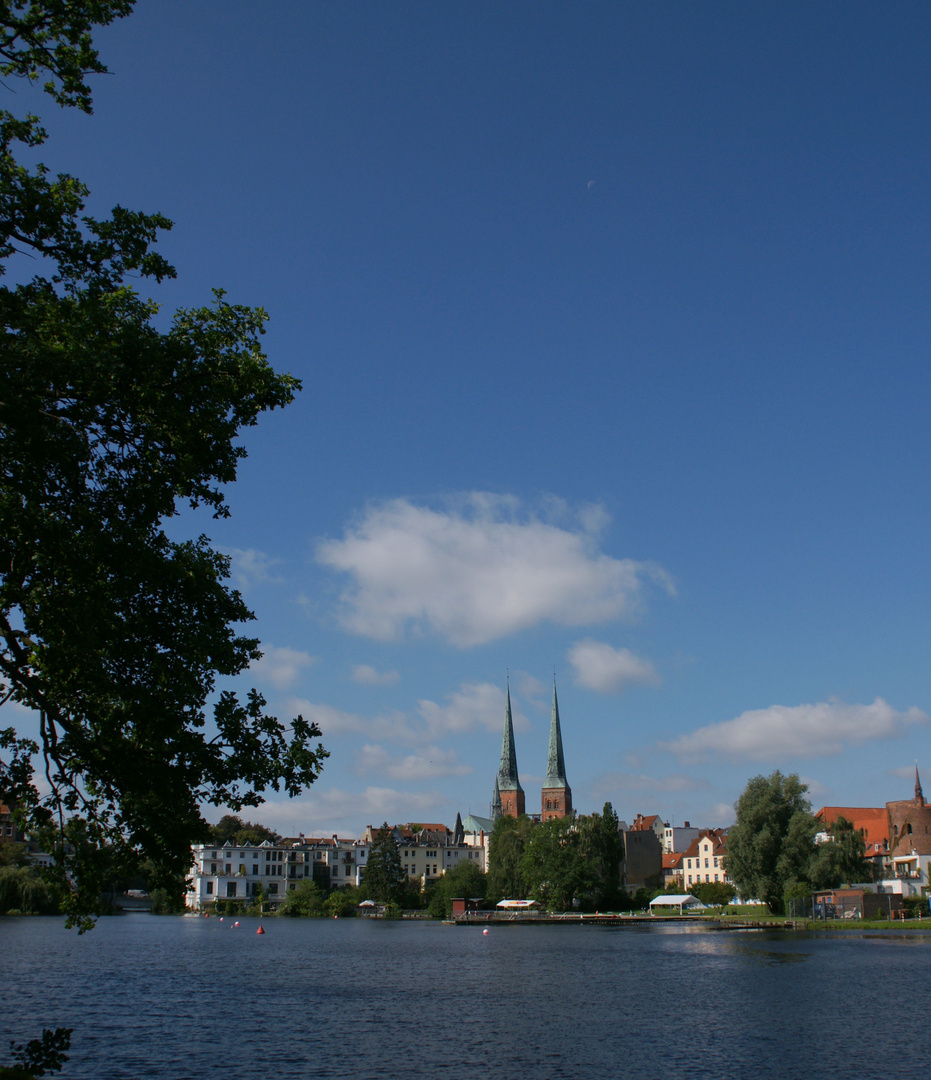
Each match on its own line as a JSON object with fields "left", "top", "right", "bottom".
{"left": 493, "top": 679, "right": 572, "bottom": 821}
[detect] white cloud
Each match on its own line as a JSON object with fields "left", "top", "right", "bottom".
{"left": 889, "top": 764, "right": 922, "bottom": 781}
{"left": 351, "top": 664, "right": 400, "bottom": 687}
{"left": 253, "top": 786, "right": 444, "bottom": 835}
{"left": 287, "top": 699, "right": 420, "bottom": 743}
{"left": 417, "top": 681, "right": 531, "bottom": 736}
{"left": 250, "top": 646, "right": 317, "bottom": 689}
{"left": 316, "top": 493, "right": 673, "bottom": 646}
{"left": 664, "top": 697, "right": 930, "bottom": 763}
{"left": 568, "top": 639, "right": 660, "bottom": 693}
{"left": 355, "top": 744, "right": 472, "bottom": 782}
{"left": 227, "top": 547, "right": 284, "bottom": 589}
{"left": 710, "top": 802, "right": 735, "bottom": 825}
{"left": 288, "top": 680, "right": 522, "bottom": 746}
{"left": 800, "top": 776, "right": 830, "bottom": 802}
{"left": 591, "top": 771, "right": 702, "bottom": 798}
{"left": 516, "top": 670, "right": 548, "bottom": 705}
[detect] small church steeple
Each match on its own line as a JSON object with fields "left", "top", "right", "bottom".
{"left": 496, "top": 682, "right": 524, "bottom": 818}
{"left": 916, "top": 763, "right": 925, "bottom": 807}
{"left": 541, "top": 679, "right": 572, "bottom": 820}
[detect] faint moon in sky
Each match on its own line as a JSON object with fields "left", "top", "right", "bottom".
{"left": 587, "top": 180, "right": 596, "bottom": 189}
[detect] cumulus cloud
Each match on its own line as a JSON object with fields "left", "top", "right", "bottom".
{"left": 316, "top": 494, "right": 673, "bottom": 646}
{"left": 568, "top": 639, "right": 660, "bottom": 693}
{"left": 591, "top": 771, "right": 702, "bottom": 799}
{"left": 516, "top": 670, "right": 548, "bottom": 703}
{"left": 417, "top": 681, "right": 531, "bottom": 735}
{"left": 351, "top": 664, "right": 400, "bottom": 687}
{"left": 255, "top": 786, "right": 443, "bottom": 835}
{"left": 250, "top": 646, "right": 317, "bottom": 689}
{"left": 287, "top": 699, "right": 420, "bottom": 743}
{"left": 355, "top": 744, "right": 472, "bottom": 782}
{"left": 288, "top": 680, "right": 522, "bottom": 746}
{"left": 710, "top": 802, "right": 736, "bottom": 825}
{"left": 227, "top": 547, "right": 284, "bottom": 589}
{"left": 664, "top": 697, "right": 930, "bottom": 763}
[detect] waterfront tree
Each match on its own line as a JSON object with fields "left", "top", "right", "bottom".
{"left": 427, "top": 859, "right": 487, "bottom": 918}
{"left": 278, "top": 880, "right": 326, "bottom": 917}
{"left": 521, "top": 816, "right": 596, "bottom": 911}
{"left": 809, "top": 815, "right": 872, "bottom": 888}
{"left": 0, "top": 0, "right": 326, "bottom": 927}
{"left": 359, "top": 824, "right": 406, "bottom": 905}
{"left": 690, "top": 880, "right": 736, "bottom": 909}
{"left": 724, "top": 772, "right": 817, "bottom": 912}
{"left": 579, "top": 802, "right": 625, "bottom": 909}
{"left": 486, "top": 814, "right": 532, "bottom": 902}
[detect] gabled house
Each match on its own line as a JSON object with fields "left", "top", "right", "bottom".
{"left": 681, "top": 829, "right": 729, "bottom": 889}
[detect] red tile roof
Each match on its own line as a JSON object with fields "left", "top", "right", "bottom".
{"left": 814, "top": 806, "right": 888, "bottom": 845}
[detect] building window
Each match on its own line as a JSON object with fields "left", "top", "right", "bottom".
{"left": 206, "top": 882, "right": 214, "bottom": 895}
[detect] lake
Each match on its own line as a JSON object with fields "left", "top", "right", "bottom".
{"left": 2, "top": 914, "right": 929, "bottom": 1079}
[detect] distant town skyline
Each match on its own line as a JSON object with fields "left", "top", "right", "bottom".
{"left": 12, "top": 1, "right": 931, "bottom": 837}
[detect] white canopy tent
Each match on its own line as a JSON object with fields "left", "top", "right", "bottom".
{"left": 648, "top": 894, "right": 706, "bottom": 915}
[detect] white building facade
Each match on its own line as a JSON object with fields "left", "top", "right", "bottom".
{"left": 186, "top": 837, "right": 370, "bottom": 911}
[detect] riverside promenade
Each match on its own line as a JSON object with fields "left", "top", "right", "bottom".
{"left": 451, "top": 911, "right": 714, "bottom": 926}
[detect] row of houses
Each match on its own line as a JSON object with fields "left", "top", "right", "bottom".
{"left": 184, "top": 816, "right": 488, "bottom": 911}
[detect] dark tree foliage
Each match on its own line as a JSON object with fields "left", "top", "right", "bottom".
{"left": 2, "top": 1026, "right": 71, "bottom": 1079}
{"left": 579, "top": 802, "right": 625, "bottom": 909}
{"left": 277, "top": 879, "right": 326, "bottom": 917}
{"left": 724, "top": 771, "right": 817, "bottom": 913}
{"left": 0, "top": 1, "right": 327, "bottom": 927}
{"left": 208, "top": 815, "right": 280, "bottom": 847}
{"left": 809, "top": 815, "right": 872, "bottom": 889}
{"left": 521, "top": 815, "right": 596, "bottom": 911}
{"left": 359, "top": 823, "right": 406, "bottom": 905}
{"left": 689, "top": 880, "right": 736, "bottom": 908}
{"left": 426, "top": 858, "right": 487, "bottom": 919}
{"left": 486, "top": 813, "right": 532, "bottom": 902}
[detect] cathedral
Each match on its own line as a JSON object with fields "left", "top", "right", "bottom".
{"left": 492, "top": 681, "right": 572, "bottom": 821}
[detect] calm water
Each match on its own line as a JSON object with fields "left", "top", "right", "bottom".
{"left": 2, "top": 914, "right": 929, "bottom": 1079}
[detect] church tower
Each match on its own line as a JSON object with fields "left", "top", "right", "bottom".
{"left": 541, "top": 680, "right": 572, "bottom": 820}
{"left": 495, "top": 683, "right": 525, "bottom": 818}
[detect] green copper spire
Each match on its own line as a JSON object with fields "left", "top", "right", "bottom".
{"left": 491, "top": 775, "right": 502, "bottom": 818}
{"left": 497, "top": 684, "right": 523, "bottom": 793}
{"left": 545, "top": 680, "right": 568, "bottom": 786}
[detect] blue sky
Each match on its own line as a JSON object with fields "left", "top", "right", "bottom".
{"left": 18, "top": 1, "right": 931, "bottom": 836}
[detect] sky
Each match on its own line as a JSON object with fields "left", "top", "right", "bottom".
{"left": 13, "top": 1, "right": 931, "bottom": 837}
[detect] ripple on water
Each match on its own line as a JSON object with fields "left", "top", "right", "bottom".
{"left": 2, "top": 916, "right": 930, "bottom": 1079}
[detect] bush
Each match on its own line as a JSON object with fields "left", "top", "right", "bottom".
{"left": 325, "top": 890, "right": 356, "bottom": 918}
{"left": 0, "top": 866, "right": 63, "bottom": 915}
{"left": 902, "top": 896, "right": 927, "bottom": 920}
{"left": 149, "top": 888, "right": 184, "bottom": 915}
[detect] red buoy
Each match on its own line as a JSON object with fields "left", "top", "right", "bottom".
{"left": 256, "top": 925, "right": 266, "bottom": 935}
